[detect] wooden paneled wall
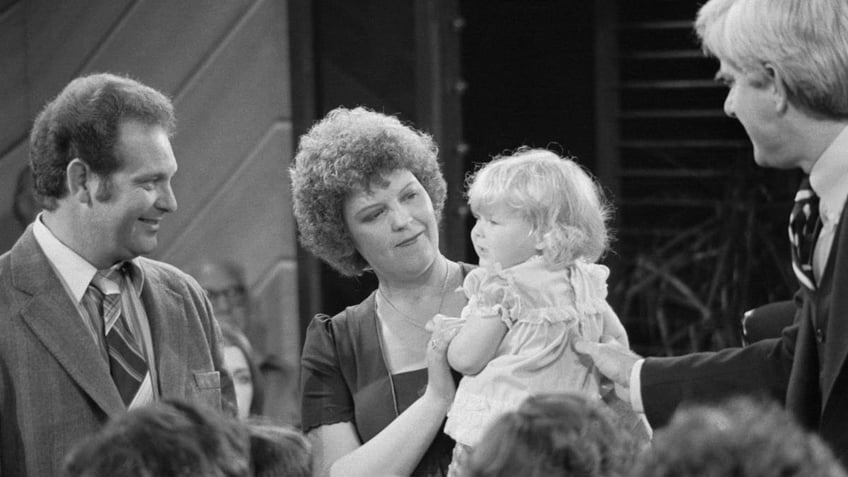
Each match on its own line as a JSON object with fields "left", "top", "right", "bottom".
{"left": 0, "top": 0, "right": 300, "bottom": 423}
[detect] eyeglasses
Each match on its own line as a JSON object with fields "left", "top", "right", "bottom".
{"left": 204, "top": 285, "right": 247, "bottom": 307}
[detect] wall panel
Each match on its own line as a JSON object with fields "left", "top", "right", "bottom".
{"left": 164, "top": 122, "right": 295, "bottom": 272}
{"left": 25, "top": 0, "right": 134, "bottom": 112}
{"left": 158, "top": 0, "right": 290, "bottom": 249}
{"left": 79, "top": 0, "right": 257, "bottom": 95}
{"left": 0, "top": 2, "right": 27, "bottom": 155}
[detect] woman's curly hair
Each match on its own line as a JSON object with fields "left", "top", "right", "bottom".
{"left": 290, "top": 107, "right": 446, "bottom": 276}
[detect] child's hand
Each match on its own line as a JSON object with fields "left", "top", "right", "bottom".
{"left": 424, "top": 314, "right": 462, "bottom": 406}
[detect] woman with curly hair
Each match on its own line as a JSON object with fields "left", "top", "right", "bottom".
{"left": 291, "top": 106, "right": 469, "bottom": 476}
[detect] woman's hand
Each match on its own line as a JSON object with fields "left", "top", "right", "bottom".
{"left": 424, "top": 314, "right": 462, "bottom": 405}
{"left": 318, "top": 314, "right": 464, "bottom": 477}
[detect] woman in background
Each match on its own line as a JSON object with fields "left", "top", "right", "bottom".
{"left": 221, "top": 324, "right": 265, "bottom": 419}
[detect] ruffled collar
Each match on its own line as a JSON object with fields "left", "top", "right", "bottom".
{"left": 481, "top": 255, "right": 547, "bottom": 278}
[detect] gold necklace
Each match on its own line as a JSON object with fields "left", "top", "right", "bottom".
{"left": 377, "top": 261, "right": 451, "bottom": 330}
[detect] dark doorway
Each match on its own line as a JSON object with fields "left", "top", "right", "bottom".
{"left": 459, "top": 1, "right": 597, "bottom": 261}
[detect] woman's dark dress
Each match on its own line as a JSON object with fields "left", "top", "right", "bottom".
{"left": 301, "top": 290, "right": 463, "bottom": 476}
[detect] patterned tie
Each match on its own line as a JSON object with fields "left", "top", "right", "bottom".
{"left": 84, "top": 266, "right": 147, "bottom": 405}
{"left": 788, "top": 178, "right": 822, "bottom": 290}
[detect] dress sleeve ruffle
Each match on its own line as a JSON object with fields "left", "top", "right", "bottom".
{"left": 569, "top": 260, "right": 611, "bottom": 315}
{"left": 462, "top": 265, "right": 520, "bottom": 328}
{"left": 462, "top": 260, "right": 614, "bottom": 331}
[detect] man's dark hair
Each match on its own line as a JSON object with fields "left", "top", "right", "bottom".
{"left": 29, "top": 72, "right": 175, "bottom": 209}
{"left": 61, "top": 400, "right": 250, "bottom": 477}
{"left": 247, "top": 422, "right": 313, "bottom": 477}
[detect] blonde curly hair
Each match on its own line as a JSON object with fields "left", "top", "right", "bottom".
{"left": 466, "top": 148, "right": 611, "bottom": 269}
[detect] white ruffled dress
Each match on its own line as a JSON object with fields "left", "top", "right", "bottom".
{"left": 444, "top": 256, "right": 615, "bottom": 447}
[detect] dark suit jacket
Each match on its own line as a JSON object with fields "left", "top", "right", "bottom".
{"left": 0, "top": 227, "right": 236, "bottom": 476}
{"left": 640, "top": 196, "right": 848, "bottom": 464}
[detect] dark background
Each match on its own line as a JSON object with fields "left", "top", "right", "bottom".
{"left": 302, "top": 0, "right": 798, "bottom": 356}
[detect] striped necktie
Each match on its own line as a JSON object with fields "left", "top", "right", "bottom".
{"left": 84, "top": 266, "right": 147, "bottom": 406}
{"left": 788, "top": 178, "right": 822, "bottom": 290}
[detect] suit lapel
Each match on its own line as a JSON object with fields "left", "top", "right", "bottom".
{"left": 821, "top": 200, "right": 848, "bottom": 411}
{"left": 12, "top": 228, "right": 125, "bottom": 417}
{"left": 140, "top": 263, "right": 187, "bottom": 400}
{"left": 786, "top": 294, "right": 821, "bottom": 426}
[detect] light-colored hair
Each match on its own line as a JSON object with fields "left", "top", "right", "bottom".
{"left": 466, "top": 148, "right": 611, "bottom": 269}
{"left": 290, "top": 106, "right": 446, "bottom": 276}
{"left": 466, "top": 393, "right": 639, "bottom": 477}
{"left": 633, "top": 396, "right": 847, "bottom": 477}
{"left": 695, "top": 0, "right": 848, "bottom": 118}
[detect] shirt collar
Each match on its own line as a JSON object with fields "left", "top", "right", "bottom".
{"left": 32, "top": 214, "right": 145, "bottom": 301}
{"left": 809, "top": 125, "right": 848, "bottom": 223}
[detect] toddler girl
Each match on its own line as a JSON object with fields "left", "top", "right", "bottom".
{"left": 442, "top": 148, "right": 646, "bottom": 475}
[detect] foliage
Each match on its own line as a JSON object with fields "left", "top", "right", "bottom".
{"left": 608, "top": 167, "right": 799, "bottom": 356}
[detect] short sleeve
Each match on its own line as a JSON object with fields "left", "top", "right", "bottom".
{"left": 300, "top": 314, "right": 354, "bottom": 433}
{"left": 571, "top": 261, "right": 611, "bottom": 314}
{"left": 462, "top": 267, "right": 518, "bottom": 327}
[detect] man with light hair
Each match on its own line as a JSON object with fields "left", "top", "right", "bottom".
{"left": 576, "top": 0, "right": 848, "bottom": 464}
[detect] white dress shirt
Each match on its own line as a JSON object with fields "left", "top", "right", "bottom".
{"left": 809, "top": 125, "right": 848, "bottom": 282}
{"left": 32, "top": 215, "right": 159, "bottom": 406}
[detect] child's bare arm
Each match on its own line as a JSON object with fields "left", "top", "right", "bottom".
{"left": 446, "top": 312, "right": 508, "bottom": 375}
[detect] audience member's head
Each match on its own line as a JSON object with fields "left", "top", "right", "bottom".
{"left": 61, "top": 399, "right": 250, "bottom": 477}
{"left": 465, "top": 393, "right": 639, "bottom": 477}
{"left": 247, "top": 421, "right": 313, "bottom": 477}
{"left": 186, "top": 259, "right": 251, "bottom": 331}
{"left": 634, "top": 396, "right": 847, "bottom": 477}
{"left": 13, "top": 165, "right": 39, "bottom": 227}
{"left": 221, "top": 324, "right": 265, "bottom": 419}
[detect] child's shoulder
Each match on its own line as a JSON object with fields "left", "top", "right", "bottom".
{"left": 570, "top": 259, "right": 611, "bottom": 291}
{"left": 462, "top": 265, "right": 507, "bottom": 298}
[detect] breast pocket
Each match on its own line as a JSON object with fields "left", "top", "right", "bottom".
{"left": 191, "top": 370, "right": 222, "bottom": 411}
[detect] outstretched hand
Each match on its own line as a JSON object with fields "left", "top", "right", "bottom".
{"left": 573, "top": 336, "right": 642, "bottom": 392}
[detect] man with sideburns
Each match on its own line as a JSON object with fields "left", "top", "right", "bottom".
{"left": 0, "top": 73, "right": 235, "bottom": 476}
